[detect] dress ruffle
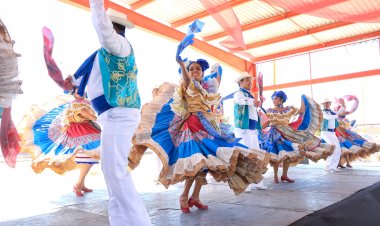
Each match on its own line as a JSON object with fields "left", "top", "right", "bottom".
{"left": 0, "top": 19, "right": 23, "bottom": 107}
{"left": 260, "top": 95, "right": 334, "bottom": 164}
{"left": 334, "top": 131, "right": 366, "bottom": 162}
{"left": 17, "top": 95, "right": 100, "bottom": 175}
{"left": 336, "top": 127, "right": 380, "bottom": 159}
{"left": 260, "top": 126, "right": 305, "bottom": 165}
{"left": 129, "top": 82, "right": 270, "bottom": 195}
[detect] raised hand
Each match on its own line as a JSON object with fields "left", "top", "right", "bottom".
{"left": 176, "top": 34, "right": 194, "bottom": 63}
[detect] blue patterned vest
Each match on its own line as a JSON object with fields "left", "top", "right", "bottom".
{"left": 321, "top": 109, "right": 339, "bottom": 131}
{"left": 234, "top": 89, "right": 260, "bottom": 130}
{"left": 97, "top": 47, "right": 141, "bottom": 109}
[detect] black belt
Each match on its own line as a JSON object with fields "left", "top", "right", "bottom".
{"left": 327, "top": 129, "right": 335, "bottom": 132}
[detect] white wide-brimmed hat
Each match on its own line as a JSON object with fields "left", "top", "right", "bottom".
{"left": 234, "top": 72, "right": 252, "bottom": 84}
{"left": 106, "top": 8, "right": 134, "bottom": 29}
{"left": 321, "top": 97, "right": 332, "bottom": 104}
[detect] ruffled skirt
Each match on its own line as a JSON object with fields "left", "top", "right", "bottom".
{"left": 259, "top": 126, "right": 305, "bottom": 165}
{"left": 336, "top": 127, "right": 380, "bottom": 158}
{"left": 129, "top": 83, "right": 270, "bottom": 195}
{"left": 17, "top": 95, "right": 100, "bottom": 174}
{"left": 281, "top": 125, "right": 334, "bottom": 163}
{"left": 260, "top": 124, "right": 334, "bottom": 165}
{"left": 336, "top": 134, "right": 366, "bottom": 162}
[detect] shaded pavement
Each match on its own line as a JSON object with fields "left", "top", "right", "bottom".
{"left": 1, "top": 152, "right": 379, "bottom": 226}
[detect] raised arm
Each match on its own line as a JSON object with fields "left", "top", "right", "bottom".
{"left": 210, "top": 63, "right": 222, "bottom": 86}
{"left": 177, "top": 60, "right": 191, "bottom": 88}
{"left": 334, "top": 105, "right": 349, "bottom": 117}
{"left": 89, "top": 0, "right": 131, "bottom": 56}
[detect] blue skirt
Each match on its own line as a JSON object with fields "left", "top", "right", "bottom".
{"left": 18, "top": 95, "right": 100, "bottom": 174}
{"left": 128, "top": 83, "right": 270, "bottom": 195}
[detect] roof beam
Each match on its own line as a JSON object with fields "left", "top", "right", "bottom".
{"left": 171, "top": 0, "right": 250, "bottom": 28}
{"left": 247, "top": 21, "right": 352, "bottom": 49}
{"left": 130, "top": 0, "right": 154, "bottom": 10}
{"left": 263, "top": 68, "right": 380, "bottom": 91}
{"left": 203, "top": 11, "right": 300, "bottom": 41}
{"left": 63, "top": 0, "right": 254, "bottom": 72}
{"left": 254, "top": 31, "right": 380, "bottom": 63}
{"left": 203, "top": 0, "right": 347, "bottom": 42}
{"left": 282, "top": 0, "right": 347, "bottom": 13}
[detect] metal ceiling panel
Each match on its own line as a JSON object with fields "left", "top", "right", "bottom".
{"left": 314, "top": 23, "right": 380, "bottom": 42}
{"left": 243, "top": 19, "right": 303, "bottom": 44}
{"left": 289, "top": 14, "right": 336, "bottom": 29}
{"left": 137, "top": 0, "right": 205, "bottom": 24}
{"left": 233, "top": 0, "right": 285, "bottom": 25}
{"left": 115, "top": 0, "right": 139, "bottom": 5}
{"left": 65, "top": 0, "right": 380, "bottom": 71}
{"left": 248, "top": 35, "right": 318, "bottom": 58}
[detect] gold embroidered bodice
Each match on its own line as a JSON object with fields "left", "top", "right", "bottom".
{"left": 171, "top": 80, "right": 221, "bottom": 119}
{"left": 338, "top": 118, "right": 352, "bottom": 130}
{"left": 266, "top": 106, "right": 299, "bottom": 126}
{"left": 64, "top": 99, "right": 97, "bottom": 125}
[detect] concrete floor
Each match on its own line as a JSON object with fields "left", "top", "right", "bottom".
{"left": 1, "top": 152, "right": 379, "bottom": 226}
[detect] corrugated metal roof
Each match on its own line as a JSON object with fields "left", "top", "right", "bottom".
{"left": 138, "top": 0, "right": 205, "bottom": 24}
{"left": 67, "top": 0, "right": 380, "bottom": 68}
{"left": 234, "top": 0, "right": 285, "bottom": 24}
{"left": 315, "top": 23, "right": 380, "bottom": 42}
{"left": 249, "top": 35, "right": 320, "bottom": 58}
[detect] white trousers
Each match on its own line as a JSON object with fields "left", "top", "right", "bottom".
{"left": 321, "top": 131, "right": 342, "bottom": 170}
{"left": 235, "top": 128, "right": 265, "bottom": 187}
{"left": 235, "top": 128, "right": 260, "bottom": 149}
{"left": 97, "top": 107, "right": 151, "bottom": 226}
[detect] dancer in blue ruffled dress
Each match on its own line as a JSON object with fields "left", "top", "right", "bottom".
{"left": 260, "top": 91, "right": 334, "bottom": 183}
{"left": 129, "top": 56, "right": 269, "bottom": 214}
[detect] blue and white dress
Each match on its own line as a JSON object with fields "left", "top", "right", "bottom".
{"left": 336, "top": 115, "right": 379, "bottom": 158}
{"left": 129, "top": 81, "right": 269, "bottom": 195}
{"left": 260, "top": 95, "right": 334, "bottom": 164}
{"left": 18, "top": 95, "right": 100, "bottom": 174}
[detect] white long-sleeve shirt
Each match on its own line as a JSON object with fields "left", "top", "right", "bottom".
{"left": 322, "top": 107, "right": 344, "bottom": 129}
{"left": 233, "top": 90, "right": 259, "bottom": 121}
{"left": 84, "top": 0, "right": 132, "bottom": 101}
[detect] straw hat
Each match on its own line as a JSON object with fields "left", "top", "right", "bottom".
{"left": 106, "top": 8, "right": 134, "bottom": 29}
{"left": 234, "top": 72, "right": 252, "bottom": 84}
{"left": 320, "top": 97, "right": 332, "bottom": 104}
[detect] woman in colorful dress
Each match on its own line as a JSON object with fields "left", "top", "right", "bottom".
{"left": 334, "top": 96, "right": 379, "bottom": 167}
{"left": 17, "top": 87, "right": 101, "bottom": 197}
{"left": 129, "top": 55, "right": 269, "bottom": 213}
{"left": 17, "top": 26, "right": 100, "bottom": 197}
{"left": 260, "top": 91, "right": 334, "bottom": 183}
{"left": 336, "top": 128, "right": 365, "bottom": 168}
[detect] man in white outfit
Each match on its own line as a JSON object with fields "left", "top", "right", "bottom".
{"left": 320, "top": 97, "right": 344, "bottom": 173}
{"left": 73, "top": 1, "right": 151, "bottom": 225}
{"left": 233, "top": 72, "right": 268, "bottom": 190}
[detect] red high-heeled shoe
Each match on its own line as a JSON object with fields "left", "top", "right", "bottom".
{"left": 281, "top": 176, "right": 295, "bottom": 183}
{"left": 188, "top": 198, "right": 208, "bottom": 210}
{"left": 180, "top": 196, "right": 190, "bottom": 213}
{"left": 73, "top": 186, "right": 84, "bottom": 197}
{"left": 81, "top": 186, "right": 93, "bottom": 193}
{"left": 273, "top": 177, "right": 279, "bottom": 184}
